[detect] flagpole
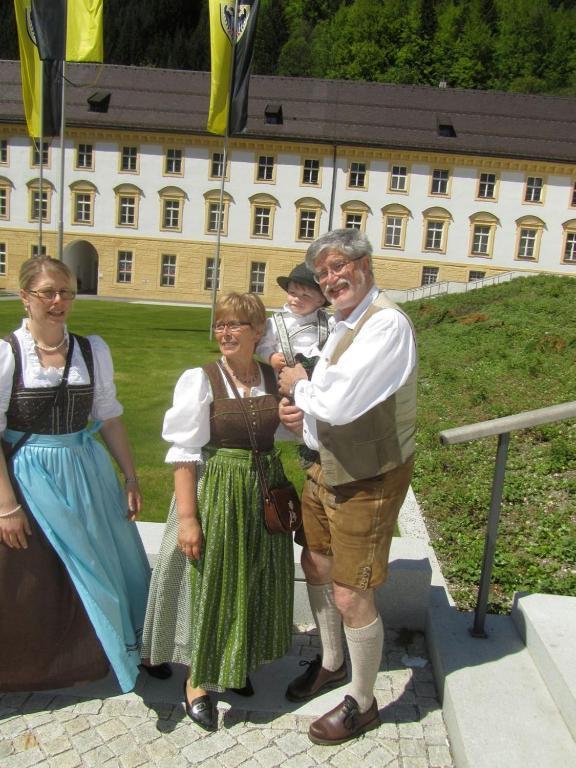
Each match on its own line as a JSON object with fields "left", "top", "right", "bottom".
{"left": 57, "top": 61, "right": 67, "bottom": 260}
{"left": 38, "top": 78, "right": 44, "bottom": 256}
{"left": 209, "top": 0, "right": 240, "bottom": 340}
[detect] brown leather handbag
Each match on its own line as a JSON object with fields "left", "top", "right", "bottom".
{"left": 217, "top": 360, "right": 302, "bottom": 535}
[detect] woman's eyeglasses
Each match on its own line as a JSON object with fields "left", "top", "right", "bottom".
{"left": 28, "top": 289, "right": 77, "bottom": 301}
{"left": 213, "top": 321, "right": 251, "bottom": 333}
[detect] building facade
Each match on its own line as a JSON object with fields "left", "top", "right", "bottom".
{"left": 1, "top": 61, "right": 575, "bottom": 306}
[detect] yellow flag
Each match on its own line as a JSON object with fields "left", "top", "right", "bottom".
{"left": 66, "top": 0, "right": 103, "bottom": 62}
{"left": 14, "top": 0, "right": 44, "bottom": 138}
{"left": 207, "top": 0, "right": 234, "bottom": 135}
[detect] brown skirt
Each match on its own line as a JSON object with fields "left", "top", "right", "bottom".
{"left": 0, "top": 511, "right": 110, "bottom": 692}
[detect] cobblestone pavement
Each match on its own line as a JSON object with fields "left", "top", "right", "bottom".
{"left": 0, "top": 628, "right": 453, "bottom": 768}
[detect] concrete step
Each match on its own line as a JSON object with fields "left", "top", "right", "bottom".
{"left": 512, "top": 592, "right": 576, "bottom": 741}
{"left": 137, "top": 523, "right": 432, "bottom": 631}
{"left": 427, "top": 605, "right": 576, "bottom": 768}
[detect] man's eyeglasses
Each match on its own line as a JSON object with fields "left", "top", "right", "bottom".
{"left": 213, "top": 321, "right": 251, "bottom": 333}
{"left": 314, "top": 258, "right": 359, "bottom": 284}
{"left": 28, "top": 289, "right": 77, "bottom": 301}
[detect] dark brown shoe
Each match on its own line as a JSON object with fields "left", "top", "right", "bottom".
{"left": 309, "top": 695, "right": 379, "bottom": 745}
{"left": 285, "top": 654, "right": 347, "bottom": 702}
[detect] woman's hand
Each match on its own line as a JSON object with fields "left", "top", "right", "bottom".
{"left": 0, "top": 509, "right": 32, "bottom": 549}
{"left": 178, "top": 517, "right": 203, "bottom": 561}
{"left": 124, "top": 478, "right": 142, "bottom": 521}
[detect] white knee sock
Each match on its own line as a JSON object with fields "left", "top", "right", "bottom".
{"left": 344, "top": 614, "right": 384, "bottom": 712}
{"left": 307, "top": 583, "right": 345, "bottom": 671}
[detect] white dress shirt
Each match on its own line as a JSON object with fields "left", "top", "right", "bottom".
{"left": 293, "top": 287, "right": 417, "bottom": 451}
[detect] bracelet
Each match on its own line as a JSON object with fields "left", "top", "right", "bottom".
{"left": 0, "top": 504, "right": 23, "bottom": 518}
{"left": 124, "top": 476, "right": 139, "bottom": 485}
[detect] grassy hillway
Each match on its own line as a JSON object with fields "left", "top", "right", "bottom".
{"left": 1, "top": 274, "right": 574, "bottom": 612}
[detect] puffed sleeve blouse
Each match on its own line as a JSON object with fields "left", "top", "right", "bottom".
{"left": 0, "top": 320, "right": 123, "bottom": 435}
{"left": 162, "top": 365, "right": 270, "bottom": 464}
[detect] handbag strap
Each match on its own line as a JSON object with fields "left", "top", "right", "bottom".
{"left": 216, "top": 359, "right": 272, "bottom": 502}
{"left": 4, "top": 333, "right": 76, "bottom": 461}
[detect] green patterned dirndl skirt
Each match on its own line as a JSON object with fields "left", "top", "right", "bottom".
{"left": 142, "top": 446, "right": 294, "bottom": 691}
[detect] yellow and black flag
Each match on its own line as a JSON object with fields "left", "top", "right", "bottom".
{"left": 14, "top": 0, "right": 62, "bottom": 137}
{"left": 30, "top": 0, "right": 104, "bottom": 63}
{"left": 207, "top": 0, "right": 260, "bottom": 136}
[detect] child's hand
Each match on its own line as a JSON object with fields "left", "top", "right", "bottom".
{"left": 269, "top": 352, "right": 287, "bottom": 371}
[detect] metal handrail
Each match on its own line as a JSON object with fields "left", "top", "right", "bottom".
{"left": 439, "top": 401, "right": 576, "bottom": 637}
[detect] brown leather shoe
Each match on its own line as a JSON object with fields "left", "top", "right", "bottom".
{"left": 285, "top": 654, "right": 347, "bottom": 702}
{"left": 308, "top": 695, "right": 379, "bottom": 745}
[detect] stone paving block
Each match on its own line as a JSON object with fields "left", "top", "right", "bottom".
{"left": 220, "top": 743, "right": 253, "bottom": 768}
{"left": 399, "top": 737, "right": 427, "bottom": 757}
{"left": 413, "top": 682, "right": 438, "bottom": 699}
{"left": 274, "top": 731, "right": 310, "bottom": 756}
{"left": 69, "top": 727, "right": 104, "bottom": 754}
{"left": 73, "top": 699, "right": 103, "bottom": 716}
{"left": 32, "top": 721, "right": 66, "bottom": 741}
{"left": 42, "top": 735, "right": 73, "bottom": 756}
{"left": 22, "top": 712, "right": 54, "bottom": 729}
{"left": 2, "top": 747, "right": 47, "bottom": 768}
{"left": 132, "top": 720, "right": 165, "bottom": 745}
{"left": 417, "top": 705, "right": 445, "bottom": 726}
{"left": 47, "top": 749, "right": 82, "bottom": 768}
{"left": 118, "top": 746, "right": 152, "bottom": 768}
{"left": 0, "top": 738, "right": 15, "bottom": 758}
{"left": 237, "top": 728, "right": 274, "bottom": 752}
{"left": 63, "top": 715, "right": 91, "bottom": 737}
{"left": 182, "top": 734, "right": 231, "bottom": 765}
{"left": 0, "top": 717, "right": 28, "bottom": 739}
{"left": 0, "top": 693, "right": 31, "bottom": 708}
{"left": 254, "top": 744, "right": 288, "bottom": 767}
{"left": 96, "top": 717, "right": 129, "bottom": 742}
{"left": 12, "top": 730, "right": 39, "bottom": 752}
{"left": 398, "top": 722, "right": 424, "bottom": 739}
{"left": 401, "top": 758, "right": 429, "bottom": 768}
{"left": 108, "top": 733, "right": 141, "bottom": 757}
{"left": 427, "top": 745, "right": 453, "bottom": 767}
{"left": 144, "top": 735, "right": 182, "bottom": 763}
{"left": 278, "top": 754, "right": 316, "bottom": 768}
{"left": 165, "top": 722, "right": 202, "bottom": 749}
{"left": 82, "top": 743, "right": 116, "bottom": 766}
{"left": 423, "top": 725, "right": 450, "bottom": 746}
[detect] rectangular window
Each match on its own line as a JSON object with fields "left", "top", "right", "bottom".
{"left": 211, "top": 152, "right": 225, "bottom": 178}
{"left": 425, "top": 221, "right": 444, "bottom": 250}
{"left": 302, "top": 158, "right": 320, "bottom": 185}
{"left": 421, "top": 266, "right": 439, "bottom": 286}
{"left": 0, "top": 243, "right": 6, "bottom": 275}
{"left": 572, "top": 182, "right": 576, "bottom": 207}
{"left": 469, "top": 270, "right": 486, "bottom": 282}
{"left": 0, "top": 140, "right": 8, "bottom": 164}
{"left": 0, "top": 189, "right": 6, "bottom": 218}
{"left": 298, "top": 210, "right": 317, "bottom": 240}
{"left": 31, "top": 244, "right": 47, "bottom": 258}
{"left": 525, "top": 176, "right": 543, "bottom": 203}
{"left": 384, "top": 216, "right": 403, "bottom": 247}
{"left": 117, "top": 251, "right": 133, "bottom": 283}
{"left": 250, "top": 262, "right": 266, "bottom": 294}
{"left": 518, "top": 228, "right": 537, "bottom": 259}
{"left": 478, "top": 172, "right": 496, "bottom": 199}
{"left": 204, "top": 257, "right": 221, "bottom": 291}
{"left": 390, "top": 165, "right": 407, "bottom": 192}
{"left": 345, "top": 213, "right": 362, "bottom": 230}
{"left": 76, "top": 143, "right": 93, "bottom": 169}
{"left": 471, "top": 224, "right": 490, "bottom": 255}
{"left": 165, "top": 148, "right": 182, "bottom": 175}
{"left": 564, "top": 233, "right": 576, "bottom": 262}
{"left": 349, "top": 162, "right": 366, "bottom": 188}
{"left": 160, "top": 254, "right": 177, "bottom": 287}
{"left": 431, "top": 168, "right": 449, "bottom": 195}
{"left": 163, "top": 199, "right": 180, "bottom": 229}
{"left": 253, "top": 206, "right": 271, "bottom": 236}
{"left": 74, "top": 193, "right": 92, "bottom": 224}
{"left": 208, "top": 202, "right": 224, "bottom": 233}
{"left": 257, "top": 155, "right": 274, "bottom": 181}
{"left": 121, "top": 146, "right": 138, "bottom": 172}
{"left": 32, "top": 143, "right": 49, "bottom": 167}
{"left": 119, "top": 195, "right": 136, "bottom": 226}
{"left": 32, "top": 190, "right": 48, "bottom": 222}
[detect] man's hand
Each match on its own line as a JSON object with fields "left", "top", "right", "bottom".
{"left": 279, "top": 397, "right": 304, "bottom": 437}
{"left": 278, "top": 362, "right": 308, "bottom": 398}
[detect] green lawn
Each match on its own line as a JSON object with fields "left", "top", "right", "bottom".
{"left": 0, "top": 298, "right": 303, "bottom": 521}
{"left": 2, "top": 274, "right": 575, "bottom": 613}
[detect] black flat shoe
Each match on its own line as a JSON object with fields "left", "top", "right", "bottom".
{"left": 140, "top": 663, "right": 172, "bottom": 680}
{"left": 183, "top": 682, "right": 217, "bottom": 730}
{"left": 229, "top": 676, "right": 254, "bottom": 697}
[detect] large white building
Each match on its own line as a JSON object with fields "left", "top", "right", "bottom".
{"left": 1, "top": 59, "right": 575, "bottom": 306}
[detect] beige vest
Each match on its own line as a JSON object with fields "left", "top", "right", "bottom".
{"left": 316, "top": 292, "right": 417, "bottom": 486}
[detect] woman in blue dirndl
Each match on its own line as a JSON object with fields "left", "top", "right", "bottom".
{"left": 0, "top": 256, "right": 160, "bottom": 692}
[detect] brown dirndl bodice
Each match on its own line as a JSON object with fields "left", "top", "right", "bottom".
{"left": 203, "top": 360, "right": 280, "bottom": 451}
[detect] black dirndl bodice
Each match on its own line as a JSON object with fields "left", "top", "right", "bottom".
{"left": 5, "top": 333, "right": 95, "bottom": 435}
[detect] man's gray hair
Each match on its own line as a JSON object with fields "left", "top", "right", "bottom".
{"left": 305, "top": 228, "right": 373, "bottom": 272}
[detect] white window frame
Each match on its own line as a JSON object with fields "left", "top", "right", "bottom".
{"left": 205, "top": 257, "right": 221, "bottom": 291}
{"left": 524, "top": 176, "right": 544, "bottom": 204}
{"left": 389, "top": 164, "right": 408, "bottom": 193}
{"left": 0, "top": 242, "right": 6, "bottom": 275}
{"left": 75, "top": 143, "right": 94, "bottom": 170}
{"left": 120, "top": 145, "right": 138, "bottom": 173}
{"left": 301, "top": 157, "right": 321, "bottom": 186}
{"left": 255, "top": 154, "right": 276, "bottom": 183}
{"left": 249, "top": 261, "right": 266, "bottom": 294}
{"left": 117, "top": 250, "right": 133, "bottom": 283}
{"left": 160, "top": 254, "right": 177, "bottom": 287}
{"left": 477, "top": 172, "right": 498, "bottom": 201}
{"left": 347, "top": 161, "right": 367, "bottom": 189}
{"left": 421, "top": 266, "right": 439, "bottom": 286}
{"left": 164, "top": 147, "right": 183, "bottom": 175}
{"left": 430, "top": 168, "right": 450, "bottom": 196}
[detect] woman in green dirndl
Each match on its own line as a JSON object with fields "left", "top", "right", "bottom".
{"left": 142, "top": 293, "right": 294, "bottom": 730}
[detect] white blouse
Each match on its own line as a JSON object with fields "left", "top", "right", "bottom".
{"left": 0, "top": 320, "right": 123, "bottom": 434}
{"left": 162, "top": 364, "right": 273, "bottom": 464}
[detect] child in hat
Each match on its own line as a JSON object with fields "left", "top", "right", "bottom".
{"left": 256, "top": 262, "right": 331, "bottom": 375}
